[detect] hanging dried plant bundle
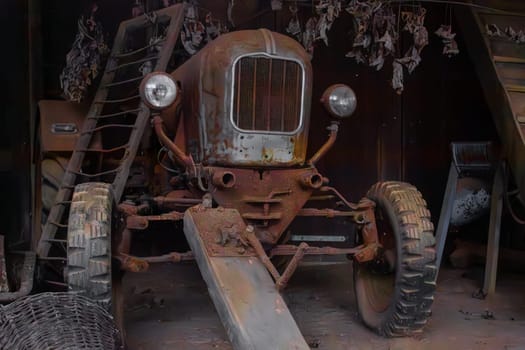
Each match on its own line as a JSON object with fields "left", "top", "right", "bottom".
{"left": 345, "top": 0, "right": 385, "bottom": 65}
{"left": 435, "top": 25, "right": 459, "bottom": 57}
{"left": 286, "top": 3, "right": 302, "bottom": 40}
{"left": 180, "top": 2, "right": 228, "bottom": 56}
{"left": 316, "top": 0, "right": 342, "bottom": 46}
{"left": 283, "top": 1, "right": 465, "bottom": 94}
{"left": 303, "top": 17, "right": 318, "bottom": 58}
{"left": 60, "top": 5, "right": 109, "bottom": 102}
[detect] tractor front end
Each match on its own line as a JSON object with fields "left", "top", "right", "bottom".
{"left": 140, "top": 27, "right": 437, "bottom": 345}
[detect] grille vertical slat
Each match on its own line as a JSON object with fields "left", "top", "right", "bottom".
{"left": 266, "top": 59, "right": 273, "bottom": 131}
{"left": 280, "top": 61, "right": 287, "bottom": 132}
{"left": 233, "top": 55, "right": 302, "bottom": 133}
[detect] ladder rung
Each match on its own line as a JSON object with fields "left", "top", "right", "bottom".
{"left": 112, "top": 39, "right": 166, "bottom": 59}
{"left": 106, "top": 56, "right": 160, "bottom": 73}
{"left": 54, "top": 201, "right": 71, "bottom": 206}
{"left": 44, "top": 280, "right": 67, "bottom": 287}
{"left": 39, "top": 257, "right": 67, "bottom": 261}
{"left": 49, "top": 221, "right": 68, "bottom": 228}
{"left": 81, "top": 124, "right": 135, "bottom": 134}
{"left": 104, "top": 76, "right": 143, "bottom": 88}
{"left": 70, "top": 167, "right": 121, "bottom": 178}
{"left": 94, "top": 95, "right": 141, "bottom": 104}
{"left": 45, "top": 239, "right": 67, "bottom": 243}
{"left": 89, "top": 108, "right": 142, "bottom": 120}
{"left": 76, "top": 144, "right": 129, "bottom": 154}
{"left": 517, "top": 114, "right": 525, "bottom": 123}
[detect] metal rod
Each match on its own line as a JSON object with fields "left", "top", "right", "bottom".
{"left": 106, "top": 56, "right": 160, "bottom": 73}
{"left": 270, "top": 244, "right": 360, "bottom": 256}
{"left": 276, "top": 242, "right": 308, "bottom": 291}
{"left": 104, "top": 76, "right": 143, "bottom": 88}
{"left": 81, "top": 124, "right": 135, "bottom": 134}
{"left": 76, "top": 144, "right": 129, "bottom": 154}
{"left": 94, "top": 95, "right": 141, "bottom": 104}
{"left": 70, "top": 167, "right": 121, "bottom": 178}
{"left": 112, "top": 39, "right": 166, "bottom": 58}
{"left": 308, "top": 122, "right": 339, "bottom": 166}
{"left": 152, "top": 116, "right": 194, "bottom": 171}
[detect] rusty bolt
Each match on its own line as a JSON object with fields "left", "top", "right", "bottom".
{"left": 237, "top": 247, "right": 246, "bottom": 255}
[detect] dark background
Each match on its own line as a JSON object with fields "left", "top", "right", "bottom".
{"left": 0, "top": 0, "right": 498, "bottom": 248}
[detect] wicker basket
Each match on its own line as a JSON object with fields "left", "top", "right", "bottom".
{"left": 0, "top": 292, "right": 122, "bottom": 349}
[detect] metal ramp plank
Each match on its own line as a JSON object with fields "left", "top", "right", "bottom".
{"left": 183, "top": 207, "right": 309, "bottom": 350}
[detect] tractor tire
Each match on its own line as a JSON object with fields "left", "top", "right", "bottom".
{"left": 67, "top": 182, "right": 113, "bottom": 309}
{"left": 354, "top": 182, "right": 436, "bottom": 337}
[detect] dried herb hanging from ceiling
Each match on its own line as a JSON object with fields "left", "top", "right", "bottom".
{"left": 59, "top": 4, "right": 109, "bottom": 102}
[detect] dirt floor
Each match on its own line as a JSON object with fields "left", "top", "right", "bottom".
{"left": 123, "top": 261, "right": 525, "bottom": 350}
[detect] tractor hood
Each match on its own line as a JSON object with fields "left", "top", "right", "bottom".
{"left": 168, "top": 29, "right": 313, "bottom": 167}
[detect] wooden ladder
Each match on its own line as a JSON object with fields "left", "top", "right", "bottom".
{"left": 37, "top": 5, "right": 185, "bottom": 264}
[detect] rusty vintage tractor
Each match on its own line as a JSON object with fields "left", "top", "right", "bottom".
{"left": 36, "top": 5, "right": 436, "bottom": 349}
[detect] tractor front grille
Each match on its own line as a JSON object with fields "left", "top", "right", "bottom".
{"left": 232, "top": 55, "right": 303, "bottom": 133}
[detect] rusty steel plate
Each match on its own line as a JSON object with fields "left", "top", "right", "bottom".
{"left": 184, "top": 206, "right": 257, "bottom": 257}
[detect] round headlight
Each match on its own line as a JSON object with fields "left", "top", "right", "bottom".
{"left": 140, "top": 72, "right": 178, "bottom": 109}
{"left": 321, "top": 84, "right": 357, "bottom": 118}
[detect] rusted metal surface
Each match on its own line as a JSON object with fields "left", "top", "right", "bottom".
{"left": 182, "top": 206, "right": 257, "bottom": 257}
{"left": 116, "top": 251, "right": 193, "bottom": 272}
{"left": 116, "top": 254, "right": 149, "bottom": 273}
{"left": 0, "top": 236, "right": 9, "bottom": 293}
{"left": 308, "top": 121, "right": 339, "bottom": 165}
{"left": 153, "top": 194, "right": 202, "bottom": 208}
{"left": 353, "top": 243, "right": 380, "bottom": 263}
{"left": 183, "top": 208, "right": 310, "bottom": 350}
{"left": 117, "top": 202, "right": 149, "bottom": 216}
{"left": 275, "top": 242, "right": 308, "bottom": 291}
{"left": 169, "top": 29, "right": 312, "bottom": 167}
{"left": 126, "top": 211, "right": 184, "bottom": 230}
{"left": 207, "top": 166, "right": 321, "bottom": 244}
{"left": 152, "top": 116, "right": 195, "bottom": 172}
{"left": 270, "top": 244, "right": 361, "bottom": 257}
{"left": 297, "top": 208, "right": 361, "bottom": 218}
{"left": 353, "top": 206, "right": 380, "bottom": 263}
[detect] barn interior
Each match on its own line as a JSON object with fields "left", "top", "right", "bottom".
{"left": 1, "top": 0, "right": 525, "bottom": 349}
